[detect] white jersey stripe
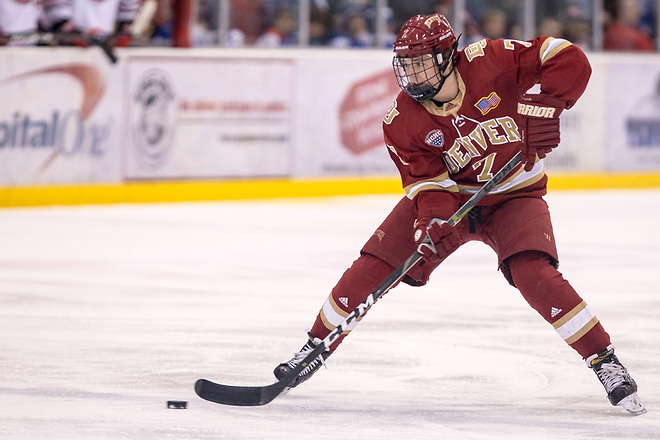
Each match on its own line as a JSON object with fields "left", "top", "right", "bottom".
{"left": 406, "top": 178, "right": 458, "bottom": 199}
{"left": 554, "top": 304, "right": 597, "bottom": 342}
{"left": 459, "top": 159, "right": 544, "bottom": 195}
{"left": 541, "top": 38, "right": 567, "bottom": 60}
{"left": 321, "top": 296, "right": 359, "bottom": 332}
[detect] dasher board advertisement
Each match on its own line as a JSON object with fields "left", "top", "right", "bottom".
{"left": 0, "top": 49, "right": 121, "bottom": 186}
{"left": 294, "top": 51, "right": 399, "bottom": 177}
{"left": 606, "top": 58, "right": 660, "bottom": 171}
{"left": 124, "top": 56, "right": 294, "bottom": 180}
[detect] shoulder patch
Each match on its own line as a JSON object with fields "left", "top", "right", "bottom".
{"left": 424, "top": 129, "right": 444, "bottom": 147}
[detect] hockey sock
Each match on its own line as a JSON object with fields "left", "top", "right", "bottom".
{"left": 309, "top": 253, "right": 395, "bottom": 353}
{"left": 507, "top": 251, "right": 611, "bottom": 359}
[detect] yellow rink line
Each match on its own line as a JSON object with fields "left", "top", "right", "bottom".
{"left": 2, "top": 172, "right": 660, "bottom": 208}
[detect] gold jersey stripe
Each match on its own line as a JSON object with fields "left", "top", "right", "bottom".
{"left": 319, "top": 294, "right": 361, "bottom": 333}
{"left": 552, "top": 300, "right": 600, "bottom": 344}
{"left": 539, "top": 37, "right": 573, "bottom": 64}
{"left": 319, "top": 314, "right": 358, "bottom": 334}
{"left": 457, "top": 160, "right": 545, "bottom": 195}
{"left": 553, "top": 300, "right": 587, "bottom": 329}
{"left": 565, "top": 316, "right": 599, "bottom": 345}
{"left": 405, "top": 176, "right": 459, "bottom": 199}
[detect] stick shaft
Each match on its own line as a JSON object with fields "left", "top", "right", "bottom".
{"left": 194, "top": 152, "right": 523, "bottom": 406}
{"left": 319, "top": 151, "right": 522, "bottom": 351}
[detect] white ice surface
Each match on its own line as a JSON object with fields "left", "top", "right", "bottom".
{"left": 1, "top": 190, "right": 659, "bottom": 439}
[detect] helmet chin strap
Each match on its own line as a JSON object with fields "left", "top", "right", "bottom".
{"left": 429, "top": 66, "right": 458, "bottom": 106}
{"left": 404, "top": 63, "right": 454, "bottom": 102}
{"left": 407, "top": 59, "right": 455, "bottom": 103}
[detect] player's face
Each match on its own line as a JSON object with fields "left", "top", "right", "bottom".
{"left": 393, "top": 49, "right": 455, "bottom": 101}
{"left": 399, "top": 54, "right": 439, "bottom": 88}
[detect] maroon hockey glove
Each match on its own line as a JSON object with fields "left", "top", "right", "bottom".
{"left": 517, "top": 93, "right": 567, "bottom": 172}
{"left": 413, "top": 190, "right": 461, "bottom": 262}
{"left": 414, "top": 218, "right": 461, "bottom": 263}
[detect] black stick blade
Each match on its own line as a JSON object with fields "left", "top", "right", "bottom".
{"left": 194, "top": 378, "right": 289, "bottom": 406}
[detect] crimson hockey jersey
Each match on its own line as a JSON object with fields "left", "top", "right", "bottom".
{"left": 383, "top": 37, "right": 591, "bottom": 215}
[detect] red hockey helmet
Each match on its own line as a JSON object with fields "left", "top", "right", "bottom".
{"left": 393, "top": 14, "right": 456, "bottom": 58}
{"left": 392, "top": 14, "right": 459, "bottom": 102}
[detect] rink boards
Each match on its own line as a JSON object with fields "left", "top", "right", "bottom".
{"left": 1, "top": 46, "right": 660, "bottom": 207}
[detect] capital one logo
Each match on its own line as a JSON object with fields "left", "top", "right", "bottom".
{"left": 0, "top": 64, "right": 109, "bottom": 174}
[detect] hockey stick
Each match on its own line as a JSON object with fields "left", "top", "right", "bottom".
{"left": 4, "top": 32, "right": 118, "bottom": 64}
{"left": 195, "top": 151, "right": 522, "bottom": 406}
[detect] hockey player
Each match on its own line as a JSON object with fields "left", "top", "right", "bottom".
{"left": 274, "top": 13, "right": 646, "bottom": 415}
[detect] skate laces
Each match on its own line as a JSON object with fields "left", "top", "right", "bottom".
{"left": 594, "top": 361, "right": 629, "bottom": 393}
{"left": 286, "top": 339, "right": 327, "bottom": 372}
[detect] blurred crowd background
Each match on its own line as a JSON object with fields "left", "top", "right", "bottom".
{"left": 0, "top": 0, "right": 658, "bottom": 52}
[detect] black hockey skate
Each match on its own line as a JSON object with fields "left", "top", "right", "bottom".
{"left": 274, "top": 333, "right": 330, "bottom": 389}
{"left": 587, "top": 345, "right": 646, "bottom": 415}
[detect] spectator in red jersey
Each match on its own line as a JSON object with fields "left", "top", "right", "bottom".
{"left": 603, "top": 0, "right": 655, "bottom": 51}
{"left": 270, "top": 13, "right": 647, "bottom": 416}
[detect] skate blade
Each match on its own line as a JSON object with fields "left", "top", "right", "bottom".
{"left": 618, "top": 393, "right": 647, "bottom": 415}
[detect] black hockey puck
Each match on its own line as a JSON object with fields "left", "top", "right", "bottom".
{"left": 167, "top": 400, "right": 187, "bottom": 409}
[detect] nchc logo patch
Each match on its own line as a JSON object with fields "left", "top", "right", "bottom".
{"left": 475, "top": 92, "right": 501, "bottom": 115}
{"left": 424, "top": 129, "right": 444, "bottom": 147}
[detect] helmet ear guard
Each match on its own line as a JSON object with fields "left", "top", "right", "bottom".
{"left": 435, "top": 50, "right": 444, "bottom": 66}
